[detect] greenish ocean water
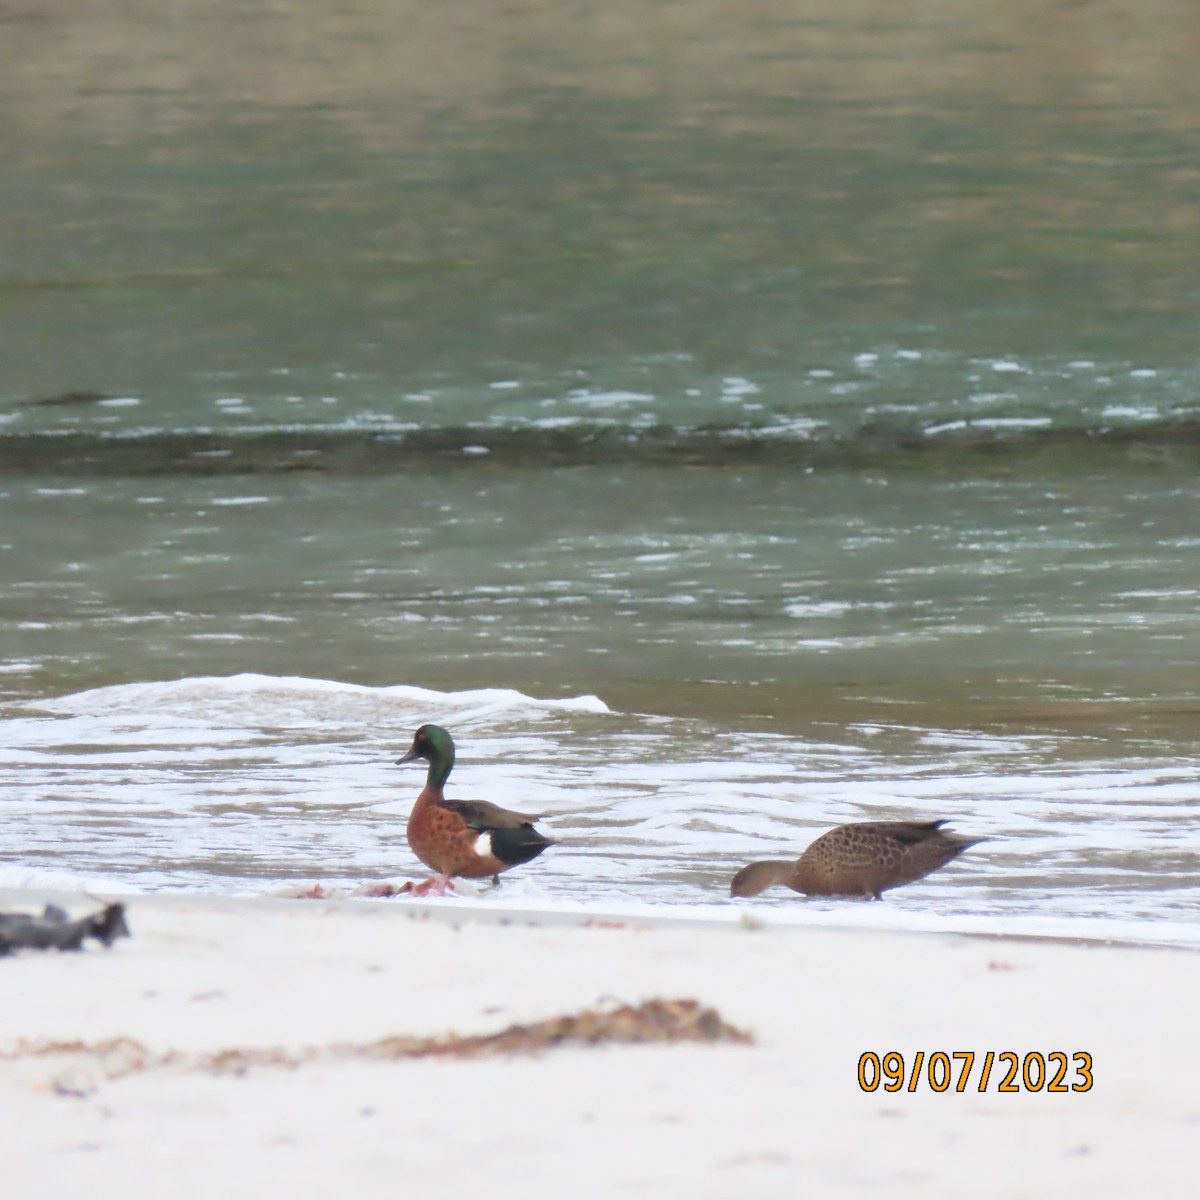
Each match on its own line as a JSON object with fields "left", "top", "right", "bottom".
{"left": 1, "top": 2, "right": 1197, "bottom": 937}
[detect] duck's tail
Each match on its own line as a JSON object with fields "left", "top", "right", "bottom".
{"left": 490, "top": 824, "right": 554, "bottom": 868}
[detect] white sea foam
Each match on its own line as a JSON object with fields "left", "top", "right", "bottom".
{"left": 784, "top": 600, "right": 854, "bottom": 617}
{"left": 730, "top": 418, "right": 823, "bottom": 439}
{"left": 2, "top": 681, "right": 1197, "bottom": 945}
{"left": 38, "top": 674, "right": 610, "bottom": 725}
{"left": 0, "top": 862, "right": 142, "bottom": 895}
{"left": 970, "top": 417, "right": 1052, "bottom": 429}
{"left": 532, "top": 416, "right": 584, "bottom": 429}
{"left": 567, "top": 390, "right": 654, "bottom": 408}
{"left": 1101, "top": 405, "right": 1158, "bottom": 421}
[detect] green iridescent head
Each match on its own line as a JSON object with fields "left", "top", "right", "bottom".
{"left": 396, "top": 724, "right": 456, "bottom": 788}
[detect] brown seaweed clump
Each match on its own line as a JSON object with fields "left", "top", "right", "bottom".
{"left": 3, "top": 998, "right": 752, "bottom": 1092}
{"left": 357, "top": 997, "right": 752, "bottom": 1063}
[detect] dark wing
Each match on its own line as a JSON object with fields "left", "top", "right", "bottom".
{"left": 438, "top": 798, "right": 553, "bottom": 868}
{"left": 847, "top": 820, "right": 950, "bottom": 845}
{"left": 437, "top": 798, "right": 545, "bottom": 832}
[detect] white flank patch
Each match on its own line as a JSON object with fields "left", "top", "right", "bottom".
{"left": 473, "top": 833, "right": 494, "bottom": 859}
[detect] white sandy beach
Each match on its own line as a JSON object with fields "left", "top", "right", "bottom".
{"left": 2, "top": 892, "right": 1196, "bottom": 1200}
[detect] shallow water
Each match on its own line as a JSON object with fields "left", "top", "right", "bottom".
{"left": 1, "top": 674, "right": 1198, "bottom": 947}
{"left": 2, "top": 462, "right": 1198, "bottom": 722}
{"left": 2, "top": 2, "right": 1199, "bottom": 943}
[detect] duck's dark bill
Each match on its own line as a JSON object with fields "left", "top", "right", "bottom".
{"left": 396, "top": 749, "right": 419, "bottom": 765}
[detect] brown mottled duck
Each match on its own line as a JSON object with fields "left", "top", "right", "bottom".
{"left": 730, "top": 819, "right": 981, "bottom": 901}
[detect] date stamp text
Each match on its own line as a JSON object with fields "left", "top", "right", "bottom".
{"left": 857, "top": 1050, "right": 1093, "bottom": 1093}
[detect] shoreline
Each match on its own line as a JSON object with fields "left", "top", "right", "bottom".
{"left": 7, "top": 884, "right": 1197, "bottom": 953}
{"left": 3, "top": 889, "right": 1196, "bottom": 1198}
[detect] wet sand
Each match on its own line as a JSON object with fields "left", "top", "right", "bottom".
{"left": 1, "top": 891, "right": 1195, "bottom": 1198}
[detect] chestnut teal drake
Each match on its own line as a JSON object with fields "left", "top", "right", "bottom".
{"left": 396, "top": 724, "right": 553, "bottom": 896}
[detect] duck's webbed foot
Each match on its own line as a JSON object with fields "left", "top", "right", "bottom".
{"left": 406, "top": 874, "right": 456, "bottom": 898}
